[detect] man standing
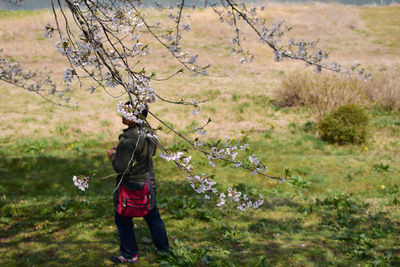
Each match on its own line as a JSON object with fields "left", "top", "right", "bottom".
{"left": 106, "top": 102, "right": 169, "bottom": 264}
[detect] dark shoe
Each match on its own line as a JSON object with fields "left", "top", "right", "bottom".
{"left": 110, "top": 254, "right": 138, "bottom": 264}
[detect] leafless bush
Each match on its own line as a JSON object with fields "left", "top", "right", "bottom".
{"left": 361, "top": 67, "right": 400, "bottom": 111}
{"left": 275, "top": 71, "right": 367, "bottom": 120}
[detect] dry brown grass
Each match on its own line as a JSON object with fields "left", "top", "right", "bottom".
{"left": 275, "top": 71, "right": 367, "bottom": 120}
{"left": 362, "top": 66, "right": 400, "bottom": 111}
{"left": 275, "top": 66, "right": 400, "bottom": 120}
{"left": 0, "top": 4, "right": 399, "bottom": 143}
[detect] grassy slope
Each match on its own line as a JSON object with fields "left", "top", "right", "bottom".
{"left": 0, "top": 4, "right": 399, "bottom": 266}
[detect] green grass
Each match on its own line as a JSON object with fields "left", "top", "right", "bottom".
{"left": 1, "top": 110, "right": 399, "bottom": 266}
{"left": 360, "top": 6, "right": 400, "bottom": 50}
{"left": 0, "top": 10, "right": 46, "bottom": 20}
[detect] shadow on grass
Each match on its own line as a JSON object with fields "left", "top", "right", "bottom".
{"left": 0, "top": 150, "right": 399, "bottom": 266}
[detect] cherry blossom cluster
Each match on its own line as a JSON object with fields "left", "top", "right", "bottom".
{"left": 187, "top": 174, "right": 217, "bottom": 195}
{"left": 206, "top": 139, "right": 268, "bottom": 177}
{"left": 192, "top": 105, "right": 201, "bottom": 115}
{"left": 158, "top": 144, "right": 269, "bottom": 211}
{"left": 64, "top": 68, "right": 74, "bottom": 86}
{"left": 199, "top": 137, "right": 247, "bottom": 168}
{"left": 128, "top": 75, "right": 157, "bottom": 104}
{"left": 116, "top": 100, "right": 159, "bottom": 139}
{"left": 150, "top": 1, "right": 210, "bottom": 75}
{"left": 66, "top": 0, "right": 97, "bottom": 7}
{"left": 212, "top": 1, "right": 371, "bottom": 80}
{"left": 186, "top": 173, "right": 264, "bottom": 211}
{"left": 0, "top": 49, "right": 72, "bottom": 105}
{"left": 192, "top": 134, "right": 277, "bottom": 176}
{"left": 45, "top": 0, "right": 208, "bottom": 120}
{"left": 160, "top": 151, "right": 185, "bottom": 162}
{"left": 72, "top": 175, "right": 90, "bottom": 191}
{"left": 159, "top": 151, "right": 191, "bottom": 169}
{"left": 248, "top": 154, "right": 267, "bottom": 175}
{"left": 194, "top": 126, "right": 207, "bottom": 135}
{"left": 117, "top": 100, "right": 146, "bottom": 124}
{"left": 49, "top": 0, "right": 164, "bottom": 102}
{"left": 44, "top": 23, "right": 55, "bottom": 39}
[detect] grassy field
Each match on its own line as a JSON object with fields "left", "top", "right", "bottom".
{"left": 1, "top": 3, "right": 399, "bottom": 266}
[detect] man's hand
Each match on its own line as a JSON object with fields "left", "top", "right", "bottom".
{"left": 106, "top": 148, "right": 116, "bottom": 160}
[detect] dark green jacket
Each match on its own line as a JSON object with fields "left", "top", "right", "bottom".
{"left": 111, "top": 125, "right": 157, "bottom": 189}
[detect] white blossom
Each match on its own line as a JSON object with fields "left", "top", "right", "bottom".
{"left": 44, "top": 23, "right": 54, "bottom": 39}
{"left": 63, "top": 68, "right": 74, "bottom": 85}
{"left": 183, "top": 23, "right": 191, "bottom": 32}
{"left": 72, "top": 175, "right": 90, "bottom": 191}
{"left": 192, "top": 105, "right": 201, "bottom": 115}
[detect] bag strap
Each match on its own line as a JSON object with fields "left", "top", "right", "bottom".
{"left": 112, "top": 134, "right": 141, "bottom": 195}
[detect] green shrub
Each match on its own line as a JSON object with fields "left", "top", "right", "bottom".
{"left": 318, "top": 104, "right": 369, "bottom": 145}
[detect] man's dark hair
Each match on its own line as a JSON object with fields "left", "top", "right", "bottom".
{"left": 125, "top": 101, "right": 148, "bottom": 118}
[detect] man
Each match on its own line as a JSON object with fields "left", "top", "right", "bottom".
{"left": 106, "top": 102, "right": 169, "bottom": 264}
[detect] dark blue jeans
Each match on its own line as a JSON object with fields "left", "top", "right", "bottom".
{"left": 114, "top": 189, "right": 169, "bottom": 258}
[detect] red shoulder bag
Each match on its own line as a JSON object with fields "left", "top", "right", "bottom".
{"left": 117, "top": 178, "right": 151, "bottom": 217}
